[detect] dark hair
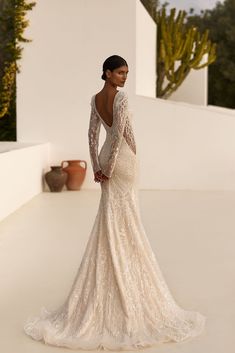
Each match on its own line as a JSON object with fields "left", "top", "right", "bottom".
{"left": 101, "top": 55, "right": 128, "bottom": 80}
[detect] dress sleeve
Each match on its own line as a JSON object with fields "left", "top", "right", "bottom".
{"left": 88, "top": 100, "right": 102, "bottom": 174}
{"left": 102, "top": 92, "right": 128, "bottom": 178}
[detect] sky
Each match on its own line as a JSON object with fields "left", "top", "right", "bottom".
{"left": 162, "top": 0, "right": 225, "bottom": 14}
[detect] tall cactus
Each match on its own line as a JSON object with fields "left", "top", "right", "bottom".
{"left": 156, "top": 7, "right": 217, "bottom": 98}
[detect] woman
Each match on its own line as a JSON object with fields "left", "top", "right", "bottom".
{"left": 24, "top": 55, "right": 206, "bottom": 351}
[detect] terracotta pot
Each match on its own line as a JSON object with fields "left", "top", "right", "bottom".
{"left": 61, "top": 160, "right": 87, "bottom": 190}
{"left": 45, "top": 166, "right": 67, "bottom": 192}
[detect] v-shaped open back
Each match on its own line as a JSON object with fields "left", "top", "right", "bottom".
{"left": 91, "top": 90, "right": 137, "bottom": 165}
{"left": 93, "top": 91, "right": 120, "bottom": 128}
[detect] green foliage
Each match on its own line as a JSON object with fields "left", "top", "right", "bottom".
{"left": 156, "top": 7, "right": 217, "bottom": 98}
{"left": 0, "top": 0, "right": 36, "bottom": 140}
{"left": 186, "top": 0, "right": 235, "bottom": 109}
{"left": 0, "top": 61, "right": 16, "bottom": 118}
{"left": 0, "top": 78, "right": 16, "bottom": 140}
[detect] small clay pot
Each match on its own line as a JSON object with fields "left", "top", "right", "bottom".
{"left": 61, "top": 160, "right": 87, "bottom": 190}
{"left": 45, "top": 166, "right": 68, "bottom": 192}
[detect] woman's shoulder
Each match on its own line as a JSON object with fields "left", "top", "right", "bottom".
{"left": 90, "top": 94, "right": 94, "bottom": 106}
{"left": 115, "top": 90, "right": 128, "bottom": 105}
{"left": 117, "top": 90, "right": 128, "bottom": 98}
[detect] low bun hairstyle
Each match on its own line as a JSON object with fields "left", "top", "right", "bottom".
{"left": 101, "top": 55, "right": 128, "bottom": 81}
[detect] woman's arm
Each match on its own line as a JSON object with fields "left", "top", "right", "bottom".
{"left": 102, "top": 92, "right": 128, "bottom": 178}
{"left": 88, "top": 103, "right": 102, "bottom": 175}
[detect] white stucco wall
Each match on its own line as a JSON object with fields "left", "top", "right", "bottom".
{"left": 133, "top": 96, "right": 235, "bottom": 190}
{"left": 136, "top": 0, "right": 156, "bottom": 97}
{"left": 169, "top": 55, "right": 208, "bottom": 105}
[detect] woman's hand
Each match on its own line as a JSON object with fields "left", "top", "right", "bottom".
{"left": 94, "top": 170, "right": 109, "bottom": 183}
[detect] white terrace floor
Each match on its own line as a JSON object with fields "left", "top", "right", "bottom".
{"left": 0, "top": 189, "right": 234, "bottom": 353}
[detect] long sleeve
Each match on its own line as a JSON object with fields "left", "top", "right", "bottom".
{"left": 102, "top": 92, "right": 128, "bottom": 178}
{"left": 88, "top": 103, "right": 102, "bottom": 174}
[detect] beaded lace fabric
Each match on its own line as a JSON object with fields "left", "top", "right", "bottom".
{"left": 23, "top": 90, "right": 206, "bottom": 351}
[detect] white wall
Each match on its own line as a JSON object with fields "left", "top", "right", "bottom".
{"left": 169, "top": 55, "right": 208, "bottom": 105}
{"left": 133, "top": 95, "right": 235, "bottom": 190}
{"left": 136, "top": 0, "right": 156, "bottom": 97}
{"left": 0, "top": 143, "right": 50, "bottom": 222}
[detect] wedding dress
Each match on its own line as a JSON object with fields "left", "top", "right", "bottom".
{"left": 23, "top": 90, "right": 206, "bottom": 351}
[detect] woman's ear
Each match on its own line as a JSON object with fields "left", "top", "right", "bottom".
{"left": 106, "top": 69, "right": 111, "bottom": 79}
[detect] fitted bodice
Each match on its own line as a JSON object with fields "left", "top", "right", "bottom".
{"left": 89, "top": 91, "right": 136, "bottom": 178}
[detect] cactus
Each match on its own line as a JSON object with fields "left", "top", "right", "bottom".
{"left": 156, "top": 7, "right": 217, "bottom": 99}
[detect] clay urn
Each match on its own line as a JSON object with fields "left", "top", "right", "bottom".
{"left": 61, "top": 160, "right": 87, "bottom": 190}
{"left": 45, "top": 166, "right": 67, "bottom": 192}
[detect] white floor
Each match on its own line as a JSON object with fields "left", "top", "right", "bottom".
{"left": 0, "top": 189, "right": 234, "bottom": 353}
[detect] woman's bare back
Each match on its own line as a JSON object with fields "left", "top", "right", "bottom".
{"left": 94, "top": 90, "right": 119, "bottom": 128}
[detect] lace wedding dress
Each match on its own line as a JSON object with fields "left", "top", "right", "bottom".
{"left": 23, "top": 90, "right": 206, "bottom": 351}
